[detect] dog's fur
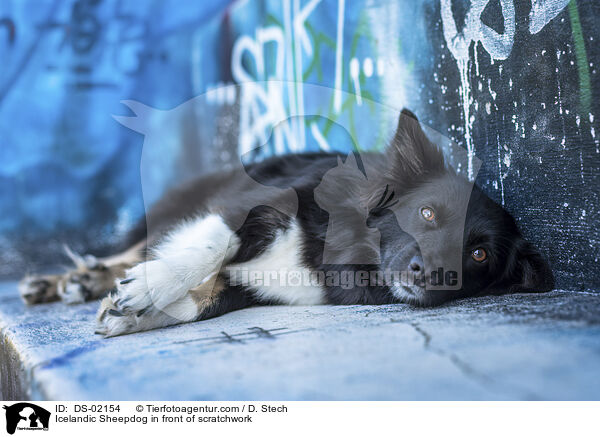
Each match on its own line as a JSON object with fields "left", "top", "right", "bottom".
{"left": 20, "top": 110, "right": 554, "bottom": 337}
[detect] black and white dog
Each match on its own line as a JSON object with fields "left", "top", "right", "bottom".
{"left": 20, "top": 109, "right": 554, "bottom": 337}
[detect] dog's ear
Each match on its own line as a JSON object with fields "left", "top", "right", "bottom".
{"left": 489, "top": 240, "right": 554, "bottom": 295}
{"left": 387, "top": 109, "right": 445, "bottom": 183}
{"left": 511, "top": 241, "right": 554, "bottom": 293}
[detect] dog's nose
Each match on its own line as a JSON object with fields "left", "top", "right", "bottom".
{"left": 409, "top": 255, "right": 424, "bottom": 273}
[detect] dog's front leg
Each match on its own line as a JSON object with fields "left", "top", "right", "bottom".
{"left": 96, "top": 214, "right": 241, "bottom": 336}
{"left": 95, "top": 275, "right": 256, "bottom": 337}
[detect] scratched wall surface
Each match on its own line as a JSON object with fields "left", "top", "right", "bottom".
{"left": 0, "top": 0, "right": 598, "bottom": 291}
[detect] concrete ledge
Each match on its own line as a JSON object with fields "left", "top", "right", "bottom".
{"left": 1, "top": 281, "right": 599, "bottom": 400}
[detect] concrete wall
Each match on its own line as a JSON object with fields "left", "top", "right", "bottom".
{"left": 0, "top": 0, "right": 598, "bottom": 290}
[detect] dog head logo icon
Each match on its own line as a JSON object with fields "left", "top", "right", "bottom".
{"left": 3, "top": 403, "right": 50, "bottom": 434}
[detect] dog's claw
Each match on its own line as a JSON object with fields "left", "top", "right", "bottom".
{"left": 136, "top": 307, "right": 149, "bottom": 317}
{"left": 114, "top": 296, "right": 132, "bottom": 308}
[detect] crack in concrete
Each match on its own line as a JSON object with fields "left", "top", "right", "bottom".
{"left": 393, "top": 319, "right": 542, "bottom": 400}
{"left": 410, "top": 322, "right": 494, "bottom": 386}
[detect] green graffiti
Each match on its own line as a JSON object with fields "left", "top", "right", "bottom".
{"left": 265, "top": 13, "right": 283, "bottom": 28}
{"left": 320, "top": 10, "right": 380, "bottom": 150}
{"left": 568, "top": 0, "right": 591, "bottom": 115}
{"left": 259, "top": 9, "right": 383, "bottom": 153}
{"left": 303, "top": 21, "right": 336, "bottom": 82}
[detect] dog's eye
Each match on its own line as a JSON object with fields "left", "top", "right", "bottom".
{"left": 471, "top": 248, "right": 487, "bottom": 262}
{"left": 420, "top": 207, "right": 435, "bottom": 222}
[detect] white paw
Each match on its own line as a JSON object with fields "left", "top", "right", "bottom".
{"left": 95, "top": 296, "right": 140, "bottom": 337}
{"left": 112, "top": 259, "right": 184, "bottom": 314}
{"left": 95, "top": 294, "right": 187, "bottom": 337}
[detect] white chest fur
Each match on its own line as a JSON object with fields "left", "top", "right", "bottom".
{"left": 226, "top": 221, "right": 325, "bottom": 305}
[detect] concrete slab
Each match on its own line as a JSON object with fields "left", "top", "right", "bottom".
{"left": 0, "top": 281, "right": 599, "bottom": 400}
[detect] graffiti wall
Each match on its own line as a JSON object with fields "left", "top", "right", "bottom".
{"left": 0, "top": 0, "right": 598, "bottom": 291}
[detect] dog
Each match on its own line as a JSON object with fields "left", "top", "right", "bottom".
{"left": 19, "top": 109, "right": 554, "bottom": 337}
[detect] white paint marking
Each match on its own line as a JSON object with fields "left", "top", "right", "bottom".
{"left": 333, "top": 0, "right": 345, "bottom": 113}
{"left": 529, "top": 0, "right": 571, "bottom": 34}
{"left": 363, "top": 57, "right": 374, "bottom": 77}
{"left": 310, "top": 122, "right": 331, "bottom": 151}
{"left": 376, "top": 58, "right": 384, "bottom": 76}
{"left": 349, "top": 57, "right": 362, "bottom": 106}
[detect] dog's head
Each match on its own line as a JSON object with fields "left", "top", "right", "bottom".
{"left": 369, "top": 109, "right": 554, "bottom": 306}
